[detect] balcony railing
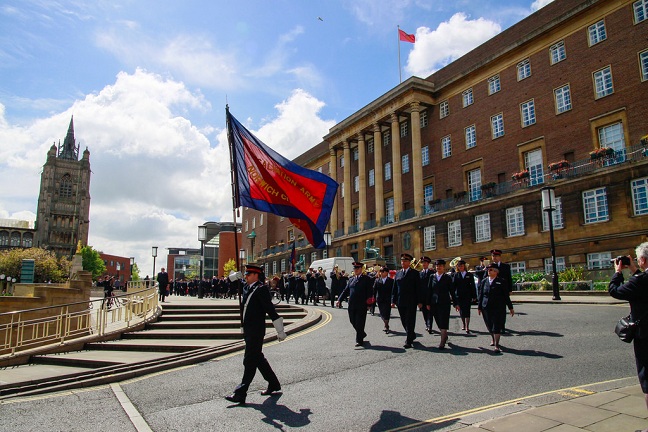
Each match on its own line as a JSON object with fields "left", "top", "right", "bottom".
{"left": 380, "top": 215, "right": 395, "bottom": 226}
{"left": 399, "top": 208, "right": 415, "bottom": 221}
{"left": 364, "top": 220, "right": 377, "bottom": 230}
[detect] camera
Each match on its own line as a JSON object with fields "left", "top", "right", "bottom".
{"left": 612, "top": 256, "right": 631, "bottom": 266}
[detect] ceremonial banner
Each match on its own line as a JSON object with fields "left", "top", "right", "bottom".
{"left": 398, "top": 28, "right": 415, "bottom": 43}
{"left": 227, "top": 110, "right": 338, "bottom": 249}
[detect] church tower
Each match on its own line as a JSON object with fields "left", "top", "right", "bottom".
{"left": 35, "top": 117, "right": 91, "bottom": 258}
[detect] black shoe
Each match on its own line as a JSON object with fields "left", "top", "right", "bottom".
{"left": 225, "top": 392, "right": 246, "bottom": 404}
{"left": 404, "top": 343, "right": 412, "bottom": 349}
{"left": 355, "top": 341, "right": 365, "bottom": 347}
{"left": 260, "top": 383, "right": 281, "bottom": 396}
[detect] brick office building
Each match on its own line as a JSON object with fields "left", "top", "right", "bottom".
{"left": 244, "top": 0, "right": 648, "bottom": 276}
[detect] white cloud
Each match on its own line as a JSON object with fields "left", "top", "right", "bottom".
{"left": 405, "top": 13, "right": 502, "bottom": 77}
{"left": 0, "top": 70, "right": 333, "bottom": 276}
{"left": 531, "top": 0, "right": 555, "bottom": 12}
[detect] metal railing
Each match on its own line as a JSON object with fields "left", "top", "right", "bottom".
{"left": 0, "top": 285, "right": 159, "bottom": 356}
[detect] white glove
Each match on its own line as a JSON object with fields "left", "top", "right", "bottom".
{"left": 229, "top": 271, "right": 243, "bottom": 282}
{"left": 273, "top": 317, "right": 287, "bottom": 341}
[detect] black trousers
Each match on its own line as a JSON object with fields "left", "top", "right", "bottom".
{"left": 240, "top": 334, "right": 279, "bottom": 391}
{"left": 421, "top": 307, "right": 431, "bottom": 329}
{"left": 348, "top": 307, "right": 367, "bottom": 344}
{"left": 398, "top": 304, "right": 417, "bottom": 344}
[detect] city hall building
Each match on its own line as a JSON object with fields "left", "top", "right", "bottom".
{"left": 243, "top": 0, "right": 648, "bottom": 276}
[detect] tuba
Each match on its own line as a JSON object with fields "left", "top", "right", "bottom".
{"left": 449, "top": 256, "right": 468, "bottom": 269}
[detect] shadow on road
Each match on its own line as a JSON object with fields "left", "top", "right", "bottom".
{"left": 227, "top": 394, "right": 313, "bottom": 429}
{"left": 369, "top": 409, "right": 458, "bottom": 431}
{"left": 503, "top": 329, "right": 563, "bottom": 337}
{"left": 363, "top": 341, "right": 407, "bottom": 353}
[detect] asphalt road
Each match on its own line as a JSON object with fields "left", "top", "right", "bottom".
{"left": 0, "top": 302, "right": 637, "bottom": 432}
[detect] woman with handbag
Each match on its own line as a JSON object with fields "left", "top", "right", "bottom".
{"left": 608, "top": 242, "right": 648, "bottom": 428}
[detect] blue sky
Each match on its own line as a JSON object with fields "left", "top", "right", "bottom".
{"left": 0, "top": 0, "right": 553, "bottom": 274}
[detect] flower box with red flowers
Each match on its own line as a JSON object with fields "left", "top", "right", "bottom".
{"left": 548, "top": 160, "right": 570, "bottom": 171}
{"left": 590, "top": 147, "right": 615, "bottom": 160}
{"left": 511, "top": 170, "right": 530, "bottom": 181}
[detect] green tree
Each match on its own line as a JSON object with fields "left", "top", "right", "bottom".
{"left": 80, "top": 245, "right": 106, "bottom": 280}
{"left": 223, "top": 258, "right": 238, "bottom": 276}
{"left": 0, "top": 247, "right": 71, "bottom": 283}
{"left": 131, "top": 262, "right": 141, "bottom": 281}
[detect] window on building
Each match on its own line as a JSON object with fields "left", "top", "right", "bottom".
{"left": 440, "top": 100, "right": 449, "bottom": 118}
{"left": 22, "top": 232, "right": 33, "bottom": 248}
{"left": 554, "top": 84, "right": 572, "bottom": 113}
{"left": 593, "top": 66, "right": 614, "bottom": 98}
{"left": 588, "top": 20, "right": 607, "bottom": 46}
{"left": 368, "top": 169, "right": 375, "bottom": 187}
{"left": 288, "top": 228, "right": 294, "bottom": 241}
{"left": 367, "top": 139, "right": 374, "bottom": 153}
{"left": 10, "top": 232, "right": 20, "bottom": 247}
{"left": 442, "top": 136, "right": 452, "bottom": 158}
{"left": 354, "top": 175, "right": 359, "bottom": 192}
{"left": 340, "top": 155, "right": 344, "bottom": 167}
{"left": 510, "top": 262, "right": 526, "bottom": 274}
{"left": 544, "top": 257, "right": 566, "bottom": 273}
{"left": 383, "top": 130, "right": 391, "bottom": 146}
{"left": 385, "top": 162, "right": 392, "bottom": 181}
{"left": 424, "top": 184, "right": 434, "bottom": 213}
{"left": 468, "top": 168, "right": 482, "bottom": 202}
{"left": 520, "top": 99, "right": 536, "bottom": 127}
{"left": 0, "top": 231, "right": 8, "bottom": 246}
{"left": 465, "top": 125, "right": 476, "bottom": 149}
{"left": 506, "top": 206, "right": 525, "bottom": 237}
{"left": 517, "top": 59, "right": 531, "bottom": 80}
{"left": 420, "top": 110, "right": 428, "bottom": 128}
{"left": 317, "top": 166, "right": 322, "bottom": 173}
{"left": 59, "top": 174, "right": 73, "bottom": 198}
{"left": 598, "top": 122, "right": 626, "bottom": 164}
{"left": 423, "top": 225, "right": 436, "bottom": 251}
{"left": 640, "top": 49, "right": 648, "bottom": 82}
{"left": 353, "top": 208, "right": 360, "bottom": 227}
{"left": 583, "top": 187, "right": 609, "bottom": 223}
{"left": 245, "top": 220, "right": 248, "bottom": 232}
{"left": 353, "top": 147, "right": 359, "bottom": 161}
{"left": 272, "top": 261, "right": 277, "bottom": 275}
{"left": 488, "top": 75, "right": 501, "bottom": 95}
{"left": 400, "top": 121, "right": 408, "bottom": 138}
{"left": 260, "top": 214, "right": 263, "bottom": 226}
{"left": 310, "top": 252, "right": 318, "bottom": 264}
{"left": 402, "top": 154, "right": 410, "bottom": 173}
{"left": 631, "top": 177, "right": 648, "bottom": 215}
{"left": 252, "top": 217, "right": 256, "bottom": 229}
{"left": 422, "top": 146, "right": 430, "bottom": 166}
{"left": 633, "top": 0, "right": 647, "bottom": 23}
{"left": 550, "top": 41, "right": 566, "bottom": 64}
{"left": 448, "top": 220, "right": 462, "bottom": 247}
{"left": 475, "top": 213, "right": 491, "bottom": 242}
{"left": 491, "top": 113, "right": 504, "bottom": 139}
{"left": 281, "top": 259, "right": 286, "bottom": 272}
{"left": 542, "top": 196, "right": 564, "bottom": 231}
{"left": 385, "top": 197, "right": 395, "bottom": 223}
{"left": 462, "top": 88, "right": 474, "bottom": 107}
{"left": 587, "top": 251, "right": 612, "bottom": 269}
{"left": 524, "top": 148, "right": 544, "bottom": 186}
{"left": 340, "top": 182, "right": 344, "bottom": 198}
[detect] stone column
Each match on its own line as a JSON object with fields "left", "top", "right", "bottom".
{"left": 343, "top": 141, "right": 352, "bottom": 234}
{"left": 390, "top": 113, "right": 403, "bottom": 218}
{"left": 357, "top": 133, "right": 367, "bottom": 229}
{"left": 410, "top": 102, "right": 424, "bottom": 216}
{"left": 373, "top": 123, "right": 384, "bottom": 224}
{"left": 329, "top": 146, "right": 338, "bottom": 235}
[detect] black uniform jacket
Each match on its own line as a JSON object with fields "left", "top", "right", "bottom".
{"left": 374, "top": 276, "right": 395, "bottom": 304}
{"left": 426, "top": 273, "right": 457, "bottom": 307}
{"left": 392, "top": 267, "right": 421, "bottom": 307}
{"left": 241, "top": 281, "right": 280, "bottom": 336}
{"left": 339, "top": 274, "right": 373, "bottom": 308}
{"left": 609, "top": 269, "right": 648, "bottom": 339}
{"left": 453, "top": 271, "right": 477, "bottom": 303}
{"left": 477, "top": 276, "right": 513, "bottom": 312}
{"left": 495, "top": 262, "right": 513, "bottom": 293}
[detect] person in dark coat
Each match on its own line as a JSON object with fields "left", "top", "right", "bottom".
{"left": 491, "top": 249, "right": 513, "bottom": 333}
{"left": 330, "top": 265, "right": 342, "bottom": 307}
{"left": 418, "top": 256, "right": 433, "bottom": 333}
{"left": 374, "top": 266, "right": 395, "bottom": 333}
{"left": 337, "top": 271, "right": 349, "bottom": 307}
{"left": 157, "top": 268, "right": 169, "bottom": 303}
{"left": 477, "top": 264, "right": 514, "bottom": 353}
{"left": 337, "top": 262, "right": 373, "bottom": 346}
{"left": 287, "top": 272, "right": 297, "bottom": 304}
{"left": 473, "top": 256, "right": 488, "bottom": 286}
{"left": 425, "top": 259, "right": 457, "bottom": 349}
{"left": 306, "top": 268, "right": 318, "bottom": 305}
{"left": 453, "top": 260, "right": 477, "bottom": 333}
{"left": 295, "top": 271, "right": 307, "bottom": 304}
{"left": 315, "top": 268, "right": 327, "bottom": 303}
{"left": 225, "top": 264, "right": 286, "bottom": 405}
{"left": 391, "top": 253, "right": 421, "bottom": 349}
{"left": 608, "top": 242, "right": 648, "bottom": 417}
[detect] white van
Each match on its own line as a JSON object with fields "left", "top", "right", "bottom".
{"left": 308, "top": 257, "right": 355, "bottom": 293}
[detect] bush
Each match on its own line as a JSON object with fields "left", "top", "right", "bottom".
{"left": 558, "top": 266, "right": 586, "bottom": 282}
{"left": 592, "top": 281, "right": 608, "bottom": 291}
{"left": 512, "top": 271, "right": 547, "bottom": 283}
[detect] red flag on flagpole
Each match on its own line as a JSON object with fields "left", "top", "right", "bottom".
{"left": 398, "top": 29, "right": 415, "bottom": 43}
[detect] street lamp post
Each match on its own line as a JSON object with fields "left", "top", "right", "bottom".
{"left": 239, "top": 248, "right": 246, "bottom": 270}
{"left": 152, "top": 246, "right": 158, "bottom": 285}
{"left": 198, "top": 225, "right": 207, "bottom": 299}
{"left": 541, "top": 186, "right": 561, "bottom": 301}
{"left": 0, "top": 274, "right": 5, "bottom": 295}
{"left": 323, "top": 231, "right": 332, "bottom": 259}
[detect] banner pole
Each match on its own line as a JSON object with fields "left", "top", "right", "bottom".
{"left": 397, "top": 25, "right": 402, "bottom": 84}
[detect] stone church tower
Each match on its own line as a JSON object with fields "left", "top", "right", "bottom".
{"left": 35, "top": 117, "right": 91, "bottom": 258}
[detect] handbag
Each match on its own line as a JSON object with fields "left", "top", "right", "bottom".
{"left": 615, "top": 311, "right": 648, "bottom": 343}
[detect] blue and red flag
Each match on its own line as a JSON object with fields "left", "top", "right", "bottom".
{"left": 227, "top": 109, "right": 338, "bottom": 249}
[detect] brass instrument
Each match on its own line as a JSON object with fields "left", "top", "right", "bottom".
{"left": 410, "top": 257, "right": 424, "bottom": 271}
{"left": 449, "top": 256, "right": 462, "bottom": 268}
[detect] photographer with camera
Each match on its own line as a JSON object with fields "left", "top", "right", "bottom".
{"left": 608, "top": 242, "right": 648, "bottom": 424}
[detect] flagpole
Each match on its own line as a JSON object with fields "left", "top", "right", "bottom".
{"left": 226, "top": 104, "right": 244, "bottom": 324}
{"left": 397, "top": 25, "right": 402, "bottom": 84}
